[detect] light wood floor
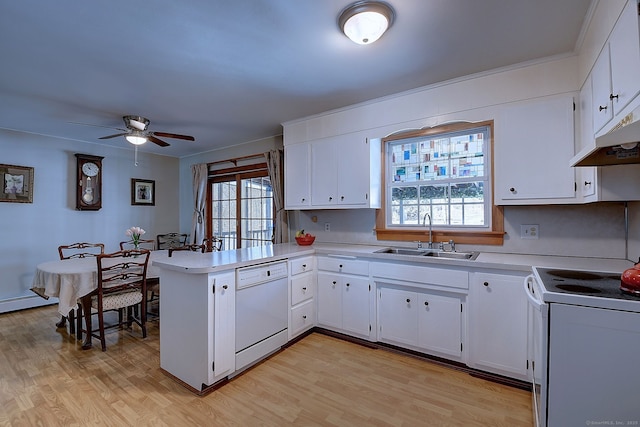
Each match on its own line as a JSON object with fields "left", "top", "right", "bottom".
{"left": 0, "top": 305, "right": 533, "bottom": 426}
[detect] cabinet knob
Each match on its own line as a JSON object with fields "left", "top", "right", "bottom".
{"left": 483, "top": 281, "right": 489, "bottom": 287}
{"left": 346, "top": 283, "right": 350, "bottom": 287}
{"left": 340, "top": 196, "right": 345, "bottom": 201}
{"left": 332, "top": 281, "right": 337, "bottom": 285}
{"left": 301, "top": 198, "right": 305, "bottom": 202}
{"left": 339, "top": 264, "right": 343, "bottom": 268}
{"left": 406, "top": 298, "right": 411, "bottom": 303}
{"left": 509, "top": 187, "right": 516, "bottom": 193}
{"left": 424, "top": 301, "right": 429, "bottom": 306}
{"left": 302, "top": 264, "right": 307, "bottom": 268}
{"left": 610, "top": 93, "right": 619, "bottom": 101}
{"left": 599, "top": 105, "right": 608, "bottom": 111}
{"left": 302, "top": 287, "right": 307, "bottom": 291}
{"left": 584, "top": 181, "right": 592, "bottom": 186}
{"left": 302, "top": 315, "right": 307, "bottom": 319}
{"left": 222, "top": 284, "right": 228, "bottom": 289}
{"left": 329, "top": 196, "right": 333, "bottom": 201}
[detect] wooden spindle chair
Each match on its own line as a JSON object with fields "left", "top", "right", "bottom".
{"left": 80, "top": 249, "right": 150, "bottom": 351}
{"left": 56, "top": 242, "right": 105, "bottom": 339}
{"left": 156, "top": 233, "right": 189, "bottom": 250}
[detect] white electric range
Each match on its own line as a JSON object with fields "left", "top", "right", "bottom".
{"left": 528, "top": 267, "right": 640, "bottom": 427}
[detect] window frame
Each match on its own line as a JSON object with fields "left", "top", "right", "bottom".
{"left": 206, "top": 162, "right": 275, "bottom": 249}
{"left": 375, "top": 120, "right": 504, "bottom": 246}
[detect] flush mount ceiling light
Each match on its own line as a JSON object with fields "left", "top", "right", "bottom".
{"left": 338, "top": 1, "right": 395, "bottom": 45}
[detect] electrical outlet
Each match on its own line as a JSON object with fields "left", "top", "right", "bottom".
{"left": 324, "top": 222, "right": 331, "bottom": 232}
{"left": 521, "top": 224, "right": 539, "bottom": 239}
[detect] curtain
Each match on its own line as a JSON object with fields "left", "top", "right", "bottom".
{"left": 191, "top": 163, "right": 208, "bottom": 245}
{"left": 265, "top": 149, "right": 288, "bottom": 244}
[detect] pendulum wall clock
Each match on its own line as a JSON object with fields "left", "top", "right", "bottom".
{"left": 75, "top": 153, "right": 104, "bottom": 210}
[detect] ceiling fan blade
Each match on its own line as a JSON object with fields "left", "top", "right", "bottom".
{"left": 148, "top": 135, "right": 171, "bottom": 147}
{"left": 99, "top": 132, "right": 129, "bottom": 140}
{"left": 68, "top": 121, "right": 127, "bottom": 132}
{"left": 151, "top": 131, "right": 195, "bottom": 141}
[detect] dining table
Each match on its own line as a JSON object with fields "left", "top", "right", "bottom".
{"left": 30, "top": 250, "right": 166, "bottom": 344}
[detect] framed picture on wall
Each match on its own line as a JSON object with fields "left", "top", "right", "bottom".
{"left": 131, "top": 178, "right": 155, "bottom": 206}
{"left": 0, "top": 164, "right": 34, "bottom": 203}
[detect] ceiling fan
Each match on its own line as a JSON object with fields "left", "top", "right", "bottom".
{"left": 97, "top": 115, "right": 195, "bottom": 147}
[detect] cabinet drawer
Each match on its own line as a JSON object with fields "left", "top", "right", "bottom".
{"left": 318, "top": 257, "right": 369, "bottom": 276}
{"left": 290, "top": 300, "right": 315, "bottom": 336}
{"left": 290, "top": 256, "right": 314, "bottom": 276}
{"left": 370, "top": 262, "right": 468, "bottom": 290}
{"left": 291, "top": 274, "right": 315, "bottom": 306}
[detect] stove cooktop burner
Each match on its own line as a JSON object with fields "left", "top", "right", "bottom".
{"left": 546, "top": 270, "right": 604, "bottom": 280}
{"left": 555, "top": 284, "right": 602, "bottom": 294}
{"left": 535, "top": 268, "right": 640, "bottom": 302}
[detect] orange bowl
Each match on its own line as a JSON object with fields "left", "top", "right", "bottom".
{"left": 295, "top": 235, "right": 315, "bottom": 246}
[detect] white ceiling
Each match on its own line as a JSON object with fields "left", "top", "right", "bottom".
{"left": 0, "top": 0, "right": 593, "bottom": 158}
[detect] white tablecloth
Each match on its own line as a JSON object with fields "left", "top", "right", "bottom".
{"left": 31, "top": 252, "right": 163, "bottom": 316}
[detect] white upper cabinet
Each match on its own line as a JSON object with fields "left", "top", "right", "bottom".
{"left": 608, "top": 0, "right": 640, "bottom": 117}
{"left": 592, "top": 0, "right": 640, "bottom": 134}
{"left": 285, "top": 133, "right": 381, "bottom": 210}
{"left": 591, "top": 45, "right": 614, "bottom": 133}
{"left": 284, "top": 143, "right": 311, "bottom": 209}
{"left": 494, "top": 95, "right": 576, "bottom": 204}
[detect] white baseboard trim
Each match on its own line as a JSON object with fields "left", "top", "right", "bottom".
{"left": 0, "top": 295, "right": 57, "bottom": 314}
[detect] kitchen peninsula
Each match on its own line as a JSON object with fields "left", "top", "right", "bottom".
{"left": 153, "top": 243, "right": 632, "bottom": 393}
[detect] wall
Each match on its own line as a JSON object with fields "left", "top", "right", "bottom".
{"left": 291, "top": 202, "right": 628, "bottom": 260}
{"left": 0, "top": 130, "right": 179, "bottom": 312}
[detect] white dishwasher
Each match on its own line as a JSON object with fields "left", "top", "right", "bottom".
{"left": 235, "top": 260, "right": 288, "bottom": 372}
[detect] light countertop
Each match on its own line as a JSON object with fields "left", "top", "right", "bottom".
{"left": 152, "top": 242, "right": 634, "bottom": 275}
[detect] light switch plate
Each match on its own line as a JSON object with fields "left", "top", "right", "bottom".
{"left": 521, "top": 224, "right": 539, "bottom": 239}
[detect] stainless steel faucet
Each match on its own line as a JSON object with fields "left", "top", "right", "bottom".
{"left": 423, "top": 213, "right": 433, "bottom": 249}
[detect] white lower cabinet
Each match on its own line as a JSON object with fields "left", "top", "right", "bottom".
{"left": 372, "top": 261, "right": 467, "bottom": 362}
{"left": 316, "top": 256, "right": 373, "bottom": 339}
{"left": 468, "top": 271, "right": 529, "bottom": 381}
{"left": 417, "top": 292, "right": 463, "bottom": 358}
{"left": 378, "top": 285, "right": 464, "bottom": 360}
{"left": 159, "top": 269, "right": 235, "bottom": 391}
{"left": 289, "top": 256, "right": 316, "bottom": 339}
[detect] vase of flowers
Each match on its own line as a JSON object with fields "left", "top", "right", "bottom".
{"left": 125, "top": 226, "right": 146, "bottom": 250}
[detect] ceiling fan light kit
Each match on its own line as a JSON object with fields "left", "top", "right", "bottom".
{"left": 125, "top": 133, "right": 147, "bottom": 145}
{"left": 86, "top": 115, "right": 195, "bottom": 148}
{"left": 338, "top": 1, "right": 395, "bottom": 45}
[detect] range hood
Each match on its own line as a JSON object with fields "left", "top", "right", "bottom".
{"left": 571, "top": 105, "right": 640, "bottom": 167}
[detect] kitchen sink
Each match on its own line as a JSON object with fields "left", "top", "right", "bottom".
{"left": 374, "top": 248, "right": 427, "bottom": 256}
{"left": 374, "top": 247, "right": 479, "bottom": 260}
{"left": 422, "top": 251, "right": 479, "bottom": 260}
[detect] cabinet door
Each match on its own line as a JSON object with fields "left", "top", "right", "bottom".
{"left": 337, "top": 136, "right": 370, "bottom": 206}
{"left": 591, "top": 45, "right": 613, "bottom": 133}
{"left": 468, "top": 273, "right": 528, "bottom": 380}
{"left": 578, "top": 79, "right": 597, "bottom": 199}
{"left": 495, "top": 96, "right": 575, "bottom": 203}
{"left": 417, "top": 293, "right": 462, "bottom": 358}
{"left": 342, "top": 276, "right": 370, "bottom": 336}
{"left": 311, "top": 140, "right": 338, "bottom": 205}
{"left": 284, "top": 143, "right": 311, "bottom": 208}
{"left": 378, "top": 287, "right": 418, "bottom": 346}
{"left": 609, "top": 0, "right": 640, "bottom": 116}
{"left": 316, "top": 272, "right": 342, "bottom": 329}
{"left": 212, "top": 271, "right": 236, "bottom": 379}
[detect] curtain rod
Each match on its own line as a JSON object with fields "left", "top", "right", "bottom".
{"left": 207, "top": 153, "right": 265, "bottom": 168}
